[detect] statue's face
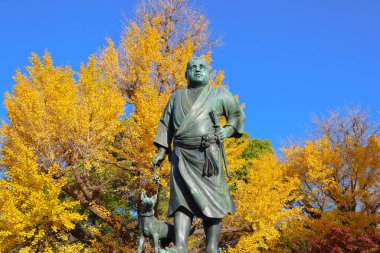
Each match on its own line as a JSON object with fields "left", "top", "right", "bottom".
{"left": 186, "top": 57, "right": 210, "bottom": 86}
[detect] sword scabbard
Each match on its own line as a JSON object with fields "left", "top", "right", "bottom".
{"left": 210, "top": 109, "right": 231, "bottom": 179}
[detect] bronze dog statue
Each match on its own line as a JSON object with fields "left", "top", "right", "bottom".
{"left": 137, "top": 192, "right": 195, "bottom": 253}
{"left": 137, "top": 192, "right": 174, "bottom": 253}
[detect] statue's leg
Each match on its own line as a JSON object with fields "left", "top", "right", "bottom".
{"left": 203, "top": 217, "right": 222, "bottom": 253}
{"left": 173, "top": 207, "right": 193, "bottom": 253}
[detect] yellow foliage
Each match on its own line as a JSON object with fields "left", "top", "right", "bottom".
{"left": 0, "top": 133, "right": 85, "bottom": 252}
{"left": 227, "top": 153, "right": 301, "bottom": 252}
{"left": 122, "top": 84, "right": 173, "bottom": 186}
{"left": 3, "top": 51, "right": 125, "bottom": 172}
{"left": 224, "top": 132, "right": 250, "bottom": 177}
{"left": 0, "top": 50, "right": 126, "bottom": 251}
{"left": 283, "top": 134, "right": 380, "bottom": 225}
{"left": 280, "top": 114, "right": 380, "bottom": 249}
{"left": 119, "top": 15, "right": 195, "bottom": 98}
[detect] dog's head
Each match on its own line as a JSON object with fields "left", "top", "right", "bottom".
{"left": 140, "top": 192, "right": 157, "bottom": 216}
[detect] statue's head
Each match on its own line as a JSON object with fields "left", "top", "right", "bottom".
{"left": 185, "top": 57, "right": 210, "bottom": 86}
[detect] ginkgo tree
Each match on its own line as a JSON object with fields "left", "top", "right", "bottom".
{"left": 0, "top": 131, "right": 85, "bottom": 252}
{"left": 0, "top": 49, "right": 128, "bottom": 251}
{"left": 221, "top": 136, "right": 302, "bottom": 253}
{"left": 281, "top": 108, "right": 380, "bottom": 251}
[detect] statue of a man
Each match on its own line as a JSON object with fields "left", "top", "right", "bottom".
{"left": 152, "top": 57, "right": 245, "bottom": 253}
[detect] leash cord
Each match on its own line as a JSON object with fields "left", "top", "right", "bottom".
{"left": 152, "top": 164, "right": 162, "bottom": 195}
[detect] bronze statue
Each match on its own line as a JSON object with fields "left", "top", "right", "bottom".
{"left": 152, "top": 57, "right": 245, "bottom": 253}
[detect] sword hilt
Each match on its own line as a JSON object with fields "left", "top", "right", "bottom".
{"left": 210, "top": 109, "right": 220, "bottom": 128}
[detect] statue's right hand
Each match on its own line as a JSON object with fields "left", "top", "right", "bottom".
{"left": 152, "top": 147, "right": 166, "bottom": 166}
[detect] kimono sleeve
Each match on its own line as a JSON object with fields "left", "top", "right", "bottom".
{"left": 220, "top": 87, "right": 245, "bottom": 138}
{"left": 153, "top": 93, "right": 176, "bottom": 150}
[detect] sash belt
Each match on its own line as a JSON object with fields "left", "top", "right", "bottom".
{"left": 174, "top": 134, "right": 219, "bottom": 177}
{"left": 173, "top": 136, "right": 202, "bottom": 149}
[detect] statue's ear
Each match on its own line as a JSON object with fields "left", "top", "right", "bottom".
{"left": 141, "top": 192, "right": 147, "bottom": 201}
{"left": 152, "top": 194, "right": 157, "bottom": 202}
{"left": 185, "top": 70, "right": 188, "bottom": 80}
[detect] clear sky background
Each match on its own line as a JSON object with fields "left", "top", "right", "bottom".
{"left": 0, "top": 0, "right": 379, "bottom": 152}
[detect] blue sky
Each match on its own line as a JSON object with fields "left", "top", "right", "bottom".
{"left": 0, "top": 0, "right": 379, "bottom": 152}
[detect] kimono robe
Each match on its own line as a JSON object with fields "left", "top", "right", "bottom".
{"left": 154, "top": 84, "right": 245, "bottom": 218}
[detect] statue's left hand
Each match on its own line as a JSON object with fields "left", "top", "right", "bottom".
{"left": 215, "top": 127, "right": 228, "bottom": 142}
{"left": 215, "top": 126, "right": 236, "bottom": 142}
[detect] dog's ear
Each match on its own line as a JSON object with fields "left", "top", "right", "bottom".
{"left": 141, "top": 192, "right": 147, "bottom": 201}
{"left": 152, "top": 194, "right": 157, "bottom": 202}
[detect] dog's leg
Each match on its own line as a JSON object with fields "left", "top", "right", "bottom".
{"left": 137, "top": 233, "right": 145, "bottom": 253}
{"left": 153, "top": 233, "right": 160, "bottom": 253}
